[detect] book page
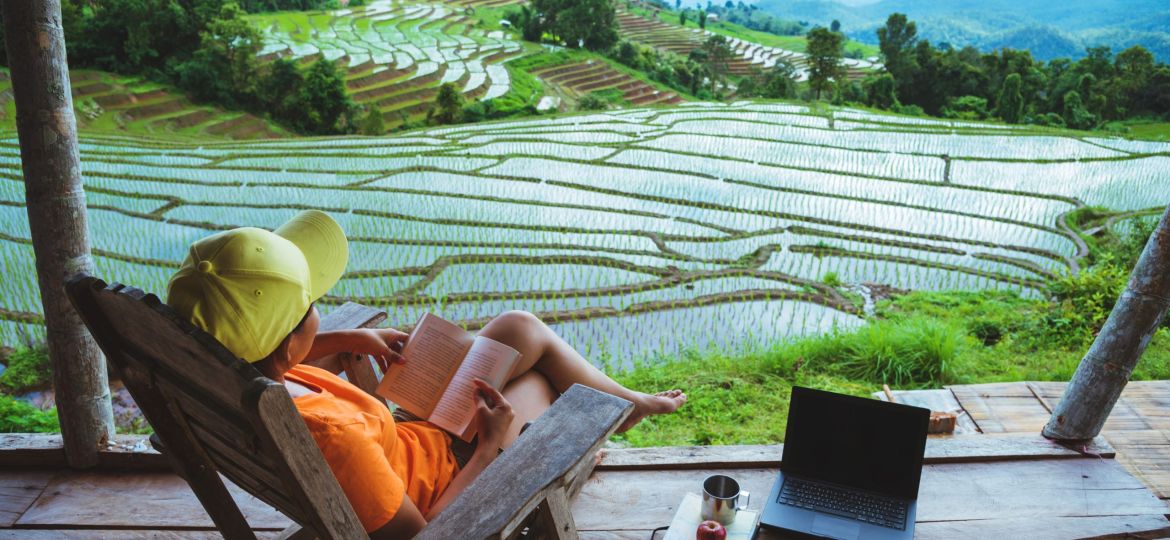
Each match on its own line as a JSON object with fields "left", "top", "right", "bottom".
{"left": 376, "top": 313, "right": 473, "bottom": 417}
{"left": 428, "top": 336, "right": 520, "bottom": 441}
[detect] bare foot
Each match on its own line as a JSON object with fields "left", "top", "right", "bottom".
{"left": 616, "top": 390, "right": 687, "bottom": 433}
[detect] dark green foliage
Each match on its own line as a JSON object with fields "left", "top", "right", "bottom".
{"left": 1062, "top": 90, "right": 1096, "bottom": 129}
{"left": 601, "top": 41, "right": 708, "bottom": 99}
{"left": 7, "top": 0, "right": 360, "bottom": 136}
{"left": 577, "top": 92, "right": 610, "bottom": 110}
{"left": 255, "top": 58, "right": 355, "bottom": 134}
{"left": 867, "top": 13, "right": 1170, "bottom": 130}
{"left": 698, "top": 35, "right": 732, "bottom": 92}
{"left": 877, "top": 13, "right": 917, "bottom": 83}
{"left": 530, "top": 0, "right": 619, "bottom": 51}
{"left": 698, "top": 10, "right": 708, "bottom": 29}
{"left": 0, "top": 346, "right": 51, "bottom": 393}
{"left": 300, "top": 59, "right": 355, "bottom": 133}
{"left": 864, "top": 73, "right": 899, "bottom": 109}
{"left": 360, "top": 107, "right": 385, "bottom": 136}
{"left": 830, "top": 19, "right": 841, "bottom": 33}
{"left": 0, "top": 395, "right": 59, "bottom": 433}
{"left": 996, "top": 73, "right": 1024, "bottom": 123}
{"left": 942, "top": 95, "right": 990, "bottom": 120}
{"left": 806, "top": 27, "right": 844, "bottom": 100}
{"left": 679, "top": 10, "right": 687, "bottom": 26}
{"left": 431, "top": 82, "right": 465, "bottom": 124}
{"left": 175, "top": 3, "right": 262, "bottom": 107}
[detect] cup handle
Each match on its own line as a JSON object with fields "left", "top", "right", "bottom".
{"left": 738, "top": 490, "right": 751, "bottom": 511}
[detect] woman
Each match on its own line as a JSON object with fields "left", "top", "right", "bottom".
{"left": 167, "top": 210, "right": 686, "bottom": 539}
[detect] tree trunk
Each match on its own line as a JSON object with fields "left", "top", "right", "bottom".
{"left": 3, "top": 0, "right": 113, "bottom": 467}
{"left": 1043, "top": 205, "right": 1170, "bottom": 441}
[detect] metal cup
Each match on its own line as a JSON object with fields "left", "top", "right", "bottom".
{"left": 701, "top": 474, "right": 751, "bottom": 525}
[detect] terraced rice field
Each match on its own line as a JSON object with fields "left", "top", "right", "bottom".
{"left": 0, "top": 70, "right": 287, "bottom": 140}
{"left": 615, "top": 10, "right": 879, "bottom": 82}
{"left": 1, "top": 102, "right": 1167, "bottom": 366}
{"left": 530, "top": 61, "right": 684, "bottom": 106}
{"left": 256, "top": 0, "right": 528, "bottom": 126}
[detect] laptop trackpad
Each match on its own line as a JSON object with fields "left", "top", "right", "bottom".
{"left": 810, "top": 515, "right": 861, "bottom": 540}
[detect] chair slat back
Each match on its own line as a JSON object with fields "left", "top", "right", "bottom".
{"left": 65, "top": 273, "right": 365, "bottom": 539}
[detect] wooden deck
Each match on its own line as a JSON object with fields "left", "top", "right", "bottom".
{"left": 1, "top": 381, "right": 1168, "bottom": 538}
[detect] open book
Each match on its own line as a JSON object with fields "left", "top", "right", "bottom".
{"left": 375, "top": 313, "right": 521, "bottom": 442}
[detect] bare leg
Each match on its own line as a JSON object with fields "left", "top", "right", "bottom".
{"left": 499, "top": 370, "right": 557, "bottom": 448}
{"left": 477, "top": 311, "right": 686, "bottom": 433}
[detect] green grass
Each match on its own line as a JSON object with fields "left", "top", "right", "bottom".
{"left": 612, "top": 288, "right": 1170, "bottom": 447}
{"left": 0, "top": 394, "right": 58, "bottom": 433}
{"left": 1106, "top": 120, "right": 1170, "bottom": 141}
{"left": 626, "top": 4, "right": 878, "bottom": 57}
{"left": 0, "top": 345, "right": 51, "bottom": 393}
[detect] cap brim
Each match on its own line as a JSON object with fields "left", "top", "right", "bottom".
{"left": 274, "top": 210, "right": 348, "bottom": 301}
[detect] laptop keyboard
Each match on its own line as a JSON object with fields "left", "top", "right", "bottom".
{"left": 778, "top": 477, "right": 908, "bottom": 530}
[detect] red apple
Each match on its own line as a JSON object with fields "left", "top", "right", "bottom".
{"left": 696, "top": 520, "right": 727, "bottom": 540}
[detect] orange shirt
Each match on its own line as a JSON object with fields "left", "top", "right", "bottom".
{"left": 286, "top": 364, "right": 459, "bottom": 532}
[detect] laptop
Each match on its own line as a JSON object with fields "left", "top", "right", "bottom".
{"left": 760, "top": 386, "right": 930, "bottom": 540}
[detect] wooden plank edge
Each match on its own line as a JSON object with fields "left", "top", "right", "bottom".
{"left": 598, "top": 433, "right": 1116, "bottom": 471}
{"left": 0, "top": 434, "right": 169, "bottom": 471}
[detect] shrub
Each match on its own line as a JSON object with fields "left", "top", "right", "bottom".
{"left": 0, "top": 345, "right": 51, "bottom": 393}
{"left": 577, "top": 92, "right": 610, "bottom": 110}
{"left": 835, "top": 318, "right": 962, "bottom": 387}
{"left": 0, "top": 395, "right": 58, "bottom": 433}
{"left": 821, "top": 271, "right": 841, "bottom": 287}
{"left": 1046, "top": 261, "right": 1129, "bottom": 343}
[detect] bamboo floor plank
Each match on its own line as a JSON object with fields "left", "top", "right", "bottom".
{"left": 943, "top": 380, "right": 1170, "bottom": 500}
{"left": 0, "top": 471, "right": 55, "bottom": 528}
{"left": 13, "top": 470, "right": 293, "bottom": 530}
{"left": 573, "top": 458, "right": 1169, "bottom": 537}
{"left": 583, "top": 458, "right": 1167, "bottom": 528}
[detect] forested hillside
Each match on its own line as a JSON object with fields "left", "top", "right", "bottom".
{"left": 753, "top": 0, "right": 1170, "bottom": 62}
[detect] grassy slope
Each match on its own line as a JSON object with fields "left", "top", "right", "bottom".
{"left": 612, "top": 289, "right": 1170, "bottom": 447}
{"left": 627, "top": 4, "right": 881, "bottom": 57}
{"left": 611, "top": 212, "right": 1168, "bottom": 447}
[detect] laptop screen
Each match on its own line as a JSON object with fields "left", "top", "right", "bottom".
{"left": 781, "top": 386, "right": 930, "bottom": 500}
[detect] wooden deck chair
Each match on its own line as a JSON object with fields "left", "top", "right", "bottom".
{"left": 65, "top": 273, "right": 633, "bottom": 540}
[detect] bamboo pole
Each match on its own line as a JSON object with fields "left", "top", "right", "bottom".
{"left": 1043, "top": 205, "right": 1170, "bottom": 441}
{"left": 3, "top": 0, "right": 113, "bottom": 467}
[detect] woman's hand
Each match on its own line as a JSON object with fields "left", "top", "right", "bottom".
{"left": 471, "top": 378, "right": 514, "bottom": 451}
{"left": 345, "top": 328, "right": 409, "bottom": 372}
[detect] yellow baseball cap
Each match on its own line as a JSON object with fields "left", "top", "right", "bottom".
{"left": 167, "top": 210, "right": 348, "bottom": 362}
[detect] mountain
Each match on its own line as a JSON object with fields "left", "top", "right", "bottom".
{"left": 750, "top": 0, "right": 1170, "bottom": 62}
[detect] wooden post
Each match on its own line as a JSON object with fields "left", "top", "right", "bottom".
{"left": 1043, "top": 205, "right": 1170, "bottom": 441}
{"left": 2, "top": 0, "right": 114, "bottom": 467}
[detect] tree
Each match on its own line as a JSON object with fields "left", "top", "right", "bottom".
{"left": 699, "top": 35, "right": 732, "bottom": 92}
{"left": 996, "top": 73, "right": 1024, "bottom": 124}
{"left": 679, "top": 10, "right": 687, "bottom": 26}
{"left": 203, "top": 3, "right": 262, "bottom": 102}
{"left": 532, "top": 0, "right": 619, "bottom": 51}
{"left": 830, "top": 19, "right": 840, "bottom": 33}
{"left": 432, "top": 82, "right": 464, "bottom": 124}
{"left": 260, "top": 58, "right": 307, "bottom": 130}
{"left": 760, "top": 61, "right": 797, "bottom": 99}
{"left": 806, "top": 26, "right": 843, "bottom": 100}
{"left": 942, "top": 95, "right": 989, "bottom": 120}
{"left": 360, "top": 107, "right": 385, "bottom": 136}
{"left": 301, "top": 58, "right": 354, "bottom": 133}
{"left": 3, "top": 0, "right": 114, "bottom": 467}
{"left": 876, "top": 13, "right": 917, "bottom": 83}
{"left": 1062, "top": 90, "right": 1095, "bottom": 130}
{"left": 864, "top": 73, "right": 899, "bottom": 109}
{"left": 699, "top": 10, "right": 708, "bottom": 29}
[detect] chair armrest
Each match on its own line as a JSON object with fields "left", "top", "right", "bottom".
{"left": 415, "top": 384, "right": 633, "bottom": 540}
{"left": 303, "top": 302, "right": 387, "bottom": 398}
